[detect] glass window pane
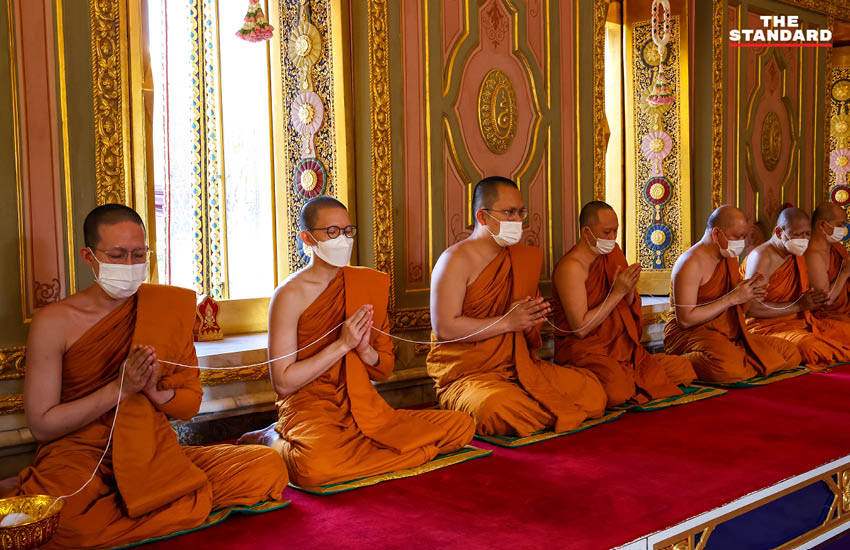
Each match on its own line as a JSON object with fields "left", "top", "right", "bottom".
{"left": 217, "top": 0, "right": 274, "bottom": 299}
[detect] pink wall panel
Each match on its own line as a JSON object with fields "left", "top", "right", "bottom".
{"left": 560, "top": 1, "right": 577, "bottom": 249}
{"left": 401, "top": 0, "right": 428, "bottom": 289}
{"left": 14, "top": 0, "right": 66, "bottom": 316}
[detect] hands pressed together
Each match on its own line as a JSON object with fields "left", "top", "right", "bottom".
{"left": 507, "top": 296, "right": 550, "bottom": 333}
{"left": 121, "top": 344, "right": 160, "bottom": 398}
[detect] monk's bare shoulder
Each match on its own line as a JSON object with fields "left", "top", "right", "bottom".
{"left": 433, "top": 238, "right": 476, "bottom": 277}
{"left": 270, "top": 270, "right": 317, "bottom": 319}
{"left": 553, "top": 252, "right": 588, "bottom": 285}
{"left": 745, "top": 242, "right": 781, "bottom": 279}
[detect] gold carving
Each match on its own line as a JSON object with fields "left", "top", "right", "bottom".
{"left": 711, "top": 0, "right": 724, "bottom": 209}
{"left": 0, "top": 347, "right": 25, "bottom": 381}
{"left": 775, "top": 0, "right": 850, "bottom": 20}
{"left": 0, "top": 394, "right": 24, "bottom": 415}
{"left": 90, "top": 0, "right": 127, "bottom": 205}
{"left": 287, "top": 20, "right": 322, "bottom": 91}
{"left": 593, "top": 0, "right": 607, "bottom": 201}
{"left": 841, "top": 468, "right": 850, "bottom": 513}
{"left": 390, "top": 308, "right": 431, "bottom": 331}
{"left": 199, "top": 366, "right": 268, "bottom": 387}
{"left": 761, "top": 111, "right": 782, "bottom": 172}
{"left": 368, "top": 0, "right": 395, "bottom": 308}
{"left": 834, "top": 81, "right": 850, "bottom": 103}
{"left": 478, "top": 69, "right": 518, "bottom": 154}
{"left": 660, "top": 539, "right": 691, "bottom": 550}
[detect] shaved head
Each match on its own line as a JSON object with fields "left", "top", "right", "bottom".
{"left": 706, "top": 205, "right": 746, "bottom": 231}
{"left": 472, "top": 176, "right": 518, "bottom": 214}
{"left": 299, "top": 196, "right": 347, "bottom": 230}
{"left": 83, "top": 204, "right": 145, "bottom": 248}
{"left": 776, "top": 207, "right": 809, "bottom": 231}
{"left": 812, "top": 201, "right": 846, "bottom": 227}
{"left": 579, "top": 201, "right": 615, "bottom": 229}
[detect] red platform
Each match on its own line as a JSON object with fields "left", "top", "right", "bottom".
{"left": 144, "top": 366, "right": 850, "bottom": 550}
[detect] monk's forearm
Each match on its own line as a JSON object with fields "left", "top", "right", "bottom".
{"left": 571, "top": 294, "right": 624, "bottom": 338}
{"left": 271, "top": 340, "right": 349, "bottom": 397}
{"left": 150, "top": 388, "right": 200, "bottom": 420}
{"left": 434, "top": 315, "right": 513, "bottom": 343}
{"left": 27, "top": 380, "right": 123, "bottom": 443}
{"left": 675, "top": 295, "right": 736, "bottom": 328}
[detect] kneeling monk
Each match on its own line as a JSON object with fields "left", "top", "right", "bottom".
{"left": 239, "top": 196, "right": 473, "bottom": 487}
{"left": 13, "top": 205, "right": 287, "bottom": 550}
{"left": 804, "top": 201, "right": 850, "bottom": 322}
{"left": 743, "top": 207, "right": 850, "bottom": 367}
{"left": 426, "top": 177, "right": 607, "bottom": 437}
{"left": 664, "top": 205, "right": 801, "bottom": 383}
{"left": 551, "top": 201, "right": 694, "bottom": 406}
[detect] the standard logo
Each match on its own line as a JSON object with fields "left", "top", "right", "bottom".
{"left": 729, "top": 15, "right": 832, "bottom": 47}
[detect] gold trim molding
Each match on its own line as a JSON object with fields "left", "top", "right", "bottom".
{"left": 711, "top": 0, "right": 724, "bottom": 209}
{"left": 0, "top": 394, "right": 23, "bottom": 416}
{"left": 390, "top": 308, "right": 431, "bottom": 331}
{"left": 368, "top": 0, "right": 395, "bottom": 309}
{"left": 592, "top": 0, "right": 607, "bottom": 201}
{"left": 0, "top": 347, "right": 25, "bottom": 381}
{"left": 90, "top": 0, "right": 129, "bottom": 205}
{"left": 775, "top": 0, "right": 850, "bottom": 20}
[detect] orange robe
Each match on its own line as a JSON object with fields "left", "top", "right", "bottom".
{"left": 664, "top": 258, "right": 802, "bottom": 383}
{"left": 813, "top": 242, "right": 850, "bottom": 321}
{"left": 426, "top": 245, "right": 607, "bottom": 437}
{"left": 743, "top": 254, "right": 850, "bottom": 366}
{"left": 277, "top": 267, "right": 474, "bottom": 487}
{"left": 16, "top": 285, "right": 288, "bottom": 550}
{"left": 551, "top": 246, "right": 694, "bottom": 406}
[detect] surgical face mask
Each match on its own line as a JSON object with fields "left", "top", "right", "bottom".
{"left": 309, "top": 234, "right": 354, "bottom": 267}
{"left": 718, "top": 232, "right": 746, "bottom": 259}
{"left": 588, "top": 230, "right": 616, "bottom": 255}
{"left": 826, "top": 224, "right": 848, "bottom": 243}
{"left": 89, "top": 249, "right": 148, "bottom": 299}
{"left": 783, "top": 232, "right": 809, "bottom": 256}
{"left": 484, "top": 211, "right": 523, "bottom": 247}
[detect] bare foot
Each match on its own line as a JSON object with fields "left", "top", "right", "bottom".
{"left": 0, "top": 476, "right": 19, "bottom": 498}
{"left": 236, "top": 423, "right": 279, "bottom": 447}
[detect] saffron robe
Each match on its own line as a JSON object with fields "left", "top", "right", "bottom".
{"left": 276, "top": 267, "right": 474, "bottom": 487}
{"left": 16, "top": 284, "right": 288, "bottom": 550}
{"left": 813, "top": 242, "right": 850, "bottom": 321}
{"left": 551, "top": 246, "right": 694, "bottom": 406}
{"left": 743, "top": 254, "right": 850, "bottom": 366}
{"left": 664, "top": 258, "right": 802, "bottom": 383}
{"left": 426, "top": 246, "right": 607, "bottom": 437}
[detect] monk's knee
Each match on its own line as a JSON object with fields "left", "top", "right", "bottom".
{"left": 600, "top": 379, "right": 633, "bottom": 407}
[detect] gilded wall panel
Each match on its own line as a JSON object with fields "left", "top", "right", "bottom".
{"left": 624, "top": 1, "right": 691, "bottom": 293}
{"left": 826, "top": 46, "right": 850, "bottom": 237}
{"left": 373, "top": 0, "right": 577, "bottom": 324}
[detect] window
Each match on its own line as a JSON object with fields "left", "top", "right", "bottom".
{"left": 146, "top": 0, "right": 278, "bottom": 300}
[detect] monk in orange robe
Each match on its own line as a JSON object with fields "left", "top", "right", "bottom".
{"left": 551, "top": 201, "right": 694, "bottom": 406}
{"left": 239, "top": 197, "right": 473, "bottom": 487}
{"left": 665, "top": 205, "right": 801, "bottom": 383}
{"left": 426, "top": 177, "right": 606, "bottom": 437}
{"left": 743, "top": 207, "right": 850, "bottom": 367}
{"left": 804, "top": 201, "right": 850, "bottom": 321}
{"left": 9, "top": 205, "right": 287, "bottom": 550}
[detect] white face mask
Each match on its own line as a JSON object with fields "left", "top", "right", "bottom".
{"left": 588, "top": 230, "right": 616, "bottom": 255}
{"left": 484, "top": 211, "right": 523, "bottom": 247}
{"left": 309, "top": 234, "right": 354, "bottom": 267}
{"left": 783, "top": 233, "right": 809, "bottom": 256}
{"left": 717, "top": 233, "right": 746, "bottom": 259}
{"left": 826, "top": 224, "right": 848, "bottom": 243}
{"left": 89, "top": 249, "right": 148, "bottom": 299}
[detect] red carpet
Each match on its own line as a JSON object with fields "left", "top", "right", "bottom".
{"left": 145, "top": 366, "right": 850, "bottom": 550}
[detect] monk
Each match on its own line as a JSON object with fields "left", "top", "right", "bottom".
{"left": 664, "top": 205, "right": 802, "bottom": 383}
{"left": 743, "top": 207, "right": 850, "bottom": 367}
{"left": 804, "top": 201, "right": 850, "bottom": 321}
{"left": 8, "top": 205, "right": 287, "bottom": 550}
{"left": 238, "top": 196, "right": 474, "bottom": 487}
{"left": 426, "top": 177, "right": 607, "bottom": 437}
{"left": 551, "top": 201, "right": 695, "bottom": 406}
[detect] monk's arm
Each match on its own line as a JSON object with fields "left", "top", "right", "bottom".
{"left": 672, "top": 258, "right": 738, "bottom": 328}
{"left": 553, "top": 260, "right": 623, "bottom": 339}
{"left": 806, "top": 250, "right": 831, "bottom": 294}
{"left": 23, "top": 311, "right": 144, "bottom": 442}
{"left": 744, "top": 250, "right": 800, "bottom": 318}
{"left": 430, "top": 250, "right": 517, "bottom": 342}
{"left": 148, "top": 341, "right": 203, "bottom": 421}
{"left": 267, "top": 287, "right": 352, "bottom": 397}
{"left": 363, "top": 311, "right": 394, "bottom": 381}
